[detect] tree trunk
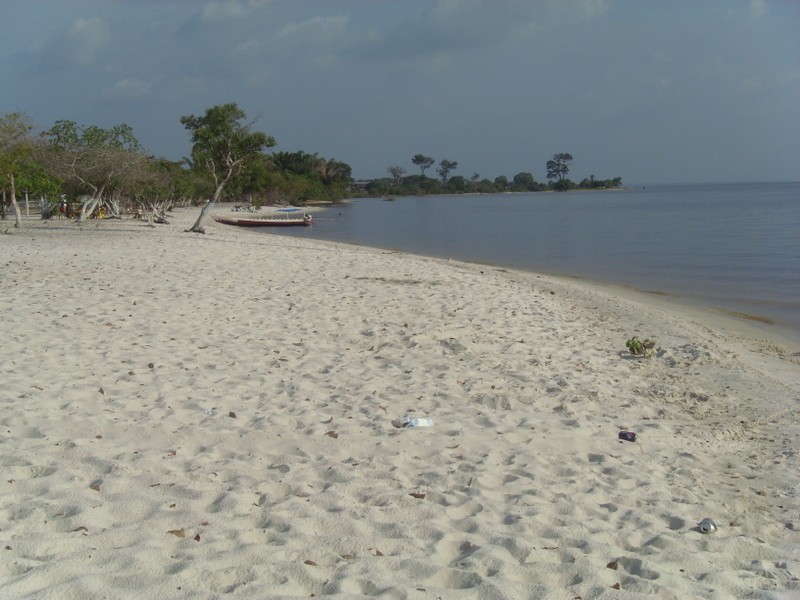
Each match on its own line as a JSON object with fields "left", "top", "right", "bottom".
{"left": 144, "top": 200, "right": 170, "bottom": 226}
{"left": 187, "top": 181, "right": 226, "bottom": 234}
{"left": 9, "top": 173, "right": 22, "bottom": 228}
{"left": 187, "top": 199, "right": 215, "bottom": 233}
{"left": 77, "top": 195, "right": 100, "bottom": 222}
{"left": 105, "top": 192, "right": 121, "bottom": 219}
{"left": 77, "top": 181, "right": 108, "bottom": 222}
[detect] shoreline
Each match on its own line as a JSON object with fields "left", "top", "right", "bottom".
{"left": 320, "top": 185, "right": 800, "bottom": 338}
{"left": 2, "top": 207, "right": 798, "bottom": 598}
{"left": 296, "top": 228, "right": 800, "bottom": 350}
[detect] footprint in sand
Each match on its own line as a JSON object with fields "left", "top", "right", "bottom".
{"left": 446, "top": 501, "right": 484, "bottom": 519}
{"left": 425, "top": 568, "right": 483, "bottom": 590}
{"left": 618, "top": 556, "right": 661, "bottom": 581}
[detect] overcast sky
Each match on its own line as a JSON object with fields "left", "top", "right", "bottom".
{"left": 2, "top": 0, "right": 798, "bottom": 184}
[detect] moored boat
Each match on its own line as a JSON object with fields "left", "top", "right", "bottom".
{"left": 215, "top": 207, "right": 312, "bottom": 227}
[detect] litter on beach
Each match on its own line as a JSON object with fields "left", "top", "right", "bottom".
{"left": 698, "top": 518, "right": 718, "bottom": 534}
{"left": 392, "top": 416, "right": 434, "bottom": 428}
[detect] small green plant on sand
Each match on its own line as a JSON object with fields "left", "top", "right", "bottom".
{"left": 626, "top": 336, "right": 657, "bottom": 357}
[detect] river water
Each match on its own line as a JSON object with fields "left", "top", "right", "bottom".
{"left": 263, "top": 182, "right": 800, "bottom": 336}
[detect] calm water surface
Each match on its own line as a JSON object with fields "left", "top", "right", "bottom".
{"left": 265, "top": 183, "right": 800, "bottom": 335}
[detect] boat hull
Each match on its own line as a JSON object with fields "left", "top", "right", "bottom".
{"left": 214, "top": 216, "right": 311, "bottom": 227}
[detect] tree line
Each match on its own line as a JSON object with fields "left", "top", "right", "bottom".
{"left": 0, "top": 104, "right": 353, "bottom": 230}
{"left": 376, "top": 152, "right": 621, "bottom": 196}
{"left": 2, "top": 102, "right": 624, "bottom": 231}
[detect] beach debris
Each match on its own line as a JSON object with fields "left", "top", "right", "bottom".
{"left": 409, "top": 492, "right": 426, "bottom": 499}
{"left": 606, "top": 560, "right": 619, "bottom": 570}
{"left": 697, "top": 518, "right": 718, "bottom": 534}
{"left": 611, "top": 582, "right": 621, "bottom": 589}
{"left": 228, "top": 411, "right": 237, "bottom": 418}
{"left": 459, "top": 541, "right": 479, "bottom": 554}
{"left": 89, "top": 482, "right": 102, "bottom": 492}
{"left": 304, "top": 559, "right": 318, "bottom": 566}
{"left": 618, "top": 431, "right": 637, "bottom": 442}
{"left": 98, "top": 387, "right": 104, "bottom": 395}
{"left": 167, "top": 528, "right": 186, "bottom": 538}
{"left": 626, "top": 336, "right": 657, "bottom": 357}
{"left": 325, "top": 430, "right": 339, "bottom": 439}
{"left": 194, "top": 534, "right": 200, "bottom": 542}
{"left": 392, "top": 415, "right": 434, "bottom": 428}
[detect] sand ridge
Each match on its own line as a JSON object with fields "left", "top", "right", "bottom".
{"left": 1, "top": 208, "right": 798, "bottom": 598}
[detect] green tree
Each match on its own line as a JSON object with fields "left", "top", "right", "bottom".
{"left": 552, "top": 178, "right": 576, "bottom": 191}
{"left": 316, "top": 157, "right": 351, "bottom": 187}
{"left": 436, "top": 159, "right": 458, "bottom": 186}
{"left": 42, "top": 119, "right": 146, "bottom": 220}
{"left": 472, "top": 178, "right": 498, "bottom": 193}
{"left": 0, "top": 112, "right": 38, "bottom": 227}
{"left": 411, "top": 154, "right": 435, "bottom": 178}
{"left": 448, "top": 175, "right": 466, "bottom": 192}
{"left": 387, "top": 165, "right": 406, "bottom": 186}
{"left": 272, "top": 150, "right": 318, "bottom": 177}
{"left": 546, "top": 152, "right": 573, "bottom": 183}
{"left": 512, "top": 172, "right": 536, "bottom": 191}
{"left": 181, "top": 103, "right": 276, "bottom": 233}
{"left": 315, "top": 157, "right": 352, "bottom": 201}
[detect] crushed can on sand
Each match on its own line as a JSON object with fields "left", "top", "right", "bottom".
{"left": 618, "top": 431, "right": 637, "bottom": 442}
{"left": 698, "top": 518, "right": 717, "bottom": 534}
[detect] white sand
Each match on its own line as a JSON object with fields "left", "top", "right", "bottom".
{"left": 1, "top": 207, "right": 798, "bottom": 599}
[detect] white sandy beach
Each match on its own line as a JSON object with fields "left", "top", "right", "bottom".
{"left": 1, "top": 207, "right": 798, "bottom": 599}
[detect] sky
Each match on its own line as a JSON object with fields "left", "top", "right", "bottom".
{"left": 2, "top": 0, "right": 798, "bottom": 184}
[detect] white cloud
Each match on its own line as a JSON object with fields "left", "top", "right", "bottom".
{"left": 277, "top": 16, "right": 349, "bottom": 43}
{"left": 102, "top": 77, "right": 152, "bottom": 101}
{"left": 750, "top": 0, "right": 767, "bottom": 20}
{"left": 201, "top": 0, "right": 246, "bottom": 21}
{"left": 200, "top": 0, "right": 272, "bottom": 22}
{"left": 63, "top": 17, "right": 111, "bottom": 65}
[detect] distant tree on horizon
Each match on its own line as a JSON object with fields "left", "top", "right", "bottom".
{"left": 512, "top": 171, "right": 537, "bottom": 191}
{"left": 387, "top": 165, "right": 406, "bottom": 185}
{"left": 546, "top": 152, "right": 573, "bottom": 182}
{"left": 437, "top": 159, "right": 458, "bottom": 186}
{"left": 411, "top": 154, "right": 435, "bottom": 178}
